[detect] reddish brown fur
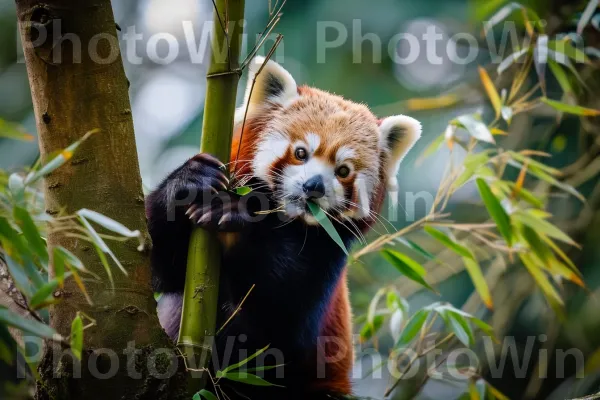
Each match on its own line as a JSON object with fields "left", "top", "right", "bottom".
{"left": 314, "top": 269, "right": 354, "bottom": 394}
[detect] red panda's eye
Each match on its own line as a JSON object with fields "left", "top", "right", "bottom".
{"left": 295, "top": 147, "right": 308, "bottom": 161}
{"left": 336, "top": 165, "right": 350, "bottom": 178}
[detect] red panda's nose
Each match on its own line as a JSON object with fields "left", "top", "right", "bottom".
{"left": 303, "top": 175, "right": 326, "bottom": 199}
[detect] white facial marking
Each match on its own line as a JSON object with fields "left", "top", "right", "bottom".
{"left": 336, "top": 146, "right": 356, "bottom": 164}
{"left": 355, "top": 172, "right": 372, "bottom": 218}
{"left": 253, "top": 133, "right": 290, "bottom": 183}
{"left": 306, "top": 133, "right": 321, "bottom": 153}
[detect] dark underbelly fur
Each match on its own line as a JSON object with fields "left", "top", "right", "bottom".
{"left": 146, "top": 154, "right": 355, "bottom": 399}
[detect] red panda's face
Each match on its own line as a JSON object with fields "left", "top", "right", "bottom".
{"left": 252, "top": 91, "right": 382, "bottom": 224}
{"left": 233, "top": 57, "right": 422, "bottom": 225}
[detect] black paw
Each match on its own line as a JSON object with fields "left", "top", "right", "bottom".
{"left": 186, "top": 191, "right": 253, "bottom": 232}
{"left": 172, "top": 153, "right": 230, "bottom": 204}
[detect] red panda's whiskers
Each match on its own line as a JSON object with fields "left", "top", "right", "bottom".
{"left": 339, "top": 213, "right": 367, "bottom": 244}
{"left": 339, "top": 198, "right": 395, "bottom": 233}
{"left": 321, "top": 208, "right": 364, "bottom": 245}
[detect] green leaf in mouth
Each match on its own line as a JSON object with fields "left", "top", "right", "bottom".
{"left": 306, "top": 201, "right": 349, "bottom": 255}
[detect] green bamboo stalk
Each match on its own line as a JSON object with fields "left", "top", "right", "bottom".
{"left": 178, "top": 0, "right": 245, "bottom": 390}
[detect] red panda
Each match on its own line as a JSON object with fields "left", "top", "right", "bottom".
{"left": 146, "top": 56, "right": 421, "bottom": 399}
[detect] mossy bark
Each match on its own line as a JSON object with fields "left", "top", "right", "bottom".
{"left": 15, "top": 1, "right": 185, "bottom": 398}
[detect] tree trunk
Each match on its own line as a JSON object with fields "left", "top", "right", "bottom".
{"left": 15, "top": 1, "right": 185, "bottom": 398}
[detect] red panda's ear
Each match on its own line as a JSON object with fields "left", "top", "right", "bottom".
{"left": 378, "top": 115, "right": 422, "bottom": 191}
{"left": 235, "top": 56, "right": 298, "bottom": 124}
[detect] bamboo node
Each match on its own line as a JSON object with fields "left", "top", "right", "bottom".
{"left": 206, "top": 69, "right": 243, "bottom": 79}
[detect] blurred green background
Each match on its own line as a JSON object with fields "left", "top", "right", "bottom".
{"left": 1, "top": 0, "right": 600, "bottom": 399}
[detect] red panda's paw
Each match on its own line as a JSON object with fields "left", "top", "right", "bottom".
{"left": 186, "top": 191, "right": 250, "bottom": 232}
{"left": 186, "top": 153, "right": 230, "bottom": 193}
{"left": 165, "top": 152, "right": 230, "bottom": 211}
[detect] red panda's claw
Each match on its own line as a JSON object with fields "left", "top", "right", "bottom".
{"left": 187, "top": 204, "right": 208, "bottom": 221}
{"left": 218, "top": 212, "right": 232, "bottom": 226}
{"left": 213, "top": 179, "right": 228, "bottom": 192}
{"left": 185, "top": 204, "right": 197, "bottom": 216}
{"left": 197, "top": 211, "right": 212, "bottom": 225}
{"left": 191, "top": 153, "right": 225, "bottom": 170}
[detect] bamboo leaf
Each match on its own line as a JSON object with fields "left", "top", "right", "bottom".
{"left": 549, "top": 49, "right": 588, "bottom": 89}
{"left": 0, "top": 119, "right": 34, "bottom": 141}
{"left": 424, "top": 226, "right": 473, "bottom": 259}
{"left": 476, "top": 178, "right": 513, "bottom": 246}
{"left": 0, "top": 216, "right": 32, "bottom": 263}
{"left": 548, "top": 40, "right": 589, "bottom": 64}
{"left": 433, "top": 304, "right": 493, "bottom": 335}
{"left": 395, "top": 309, "right": 430, "bottom": 347}
{"left": 381, "top": 249, "right": 436, "bottom": 292}
{"left": 419, "top": 134, "right": 445, "bottom": 161}
{"left": 508, "top": 183, "right": 545, "bottom": 208}
{"left": 8, "top": 173, "right": 25, "bottom": 201}
{"left": 386, "top": 290, "right": 408, "bottom": 313}
{"left": 306, "top": 201, "right": 348, "bottom": 255}
{"left": 498, "top": 47, "right": 530, "bottom": 74}
{"left": 548, "top": 60, "right": 574, "bottom": 96}
{"left": 360, "top": 315, "right": 384, "bottom": 342}
{"left": 483, "top": 2, "right": 525, "bottom": 34}
{"left": 593, "top": 13, "right": 600, "bottom": 30}
{"left": 193, "top": 390, "right": 218, "bottom": 400}
{"left": 395, "top": 237, "right": 436, "bottom": 260}
{"left": 446, "top": 311, "right": 474, "bottom": 347}
{"left": 77, "top": 209, "right": 143, "bottom": 251}
{"left": 487, "top": 383, "right": 511, "bottom": 400}
{"left": 70, "top": 268, "right": 93, "bottom": 305}
{"left": 363, "top": 288, "right": 387, "bottom": 342}
{"left": 506, "top": 158, "right": 584, "bottom": 201}
{"left": 456, "top": 115, "right": 495, "bottom": 144}
{"left": 0, "top": 307, "right": 59, "bottom": 340}
{"left": 93, "top": 244, "right": 114, "bottom": 288}
{"left": 0, "top": 324, "right": 16, "bottom": 364}
{"left": 578, "top": 0, "right": 600, "bottom": 35}
{"left": 235, "top": 186, "right": 252, "bottom": 196}
{"left": 501, "top": 106, "right": 513, "bottom": 123}
{"left": 70, "top": 313, "right": 84, "bottom": 360}
{"left": 507, "top": 151, "right": 561, "bottom": 178}
{"left": 540, "top": 234, "right": 577, "bottom": 272}
{"left": 533, "top": 35, "right": 549, "bottom": 94}
{"left": 471, "top": 317, "right": 495, "bottom": 339}
{"left": 389, "top": 309, "right": 404, "bottom": 343}
{"left": 30, "top": 280, "right": 60, "bottom": 309}
{"left": 513, "top": 211, "right": 576, "bottom": 246}
{"left": 520, "top": 254, "right": 565, "bottom": 316}
{"left": 219, "top": 345, "right": 270, "bottom": 375}
{"left": 77, "top": 209, "right": 141, "bottom": 239}
{"left": 4, "top": 254, "right": 33, "bottom": 298}
{"left": 463, "top": 257, "right": 493, "bottom": 309}
{"left": 14, "top": 206, "right": 48, "bottom": 264}
{"left": 246, "top": 364, "right": 285, "bottom": 373}
{"left": 79, "top": 215, "right": 127, "bottom": 279}
{"left": 220, "top": 372, "right": 282, "bottom": 387}
{"left": 541, "top": 97, "right": 600, "bottom": 116}
{"left": 444, "top": 124, "right": 457, "bottom": 150}
{"left": 53, "top": 246, "right": 91, "bottom": 275}
{"left": 24, "top": 129, "right": 99, "bottom": 185}
{"left": 478, "top": 67, "right": 502, "bottom": 118}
